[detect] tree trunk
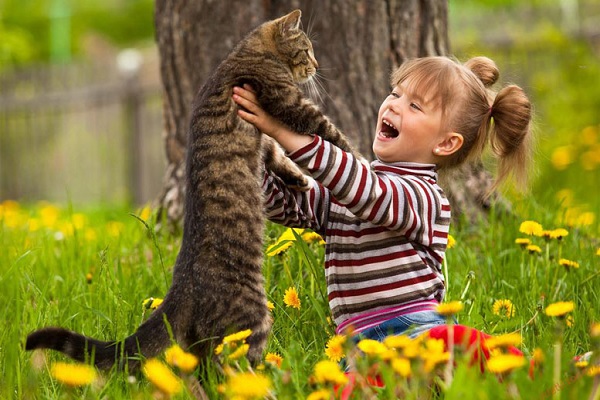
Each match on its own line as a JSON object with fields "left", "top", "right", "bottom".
{"left": 154, "top": 0, "right": 496, "bottom": 229}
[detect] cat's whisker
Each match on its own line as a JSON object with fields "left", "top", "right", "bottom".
{"left": 306, "top": 10, "right": 317, "bottom": 40}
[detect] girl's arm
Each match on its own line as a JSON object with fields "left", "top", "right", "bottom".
{"left": 234, "top": 85, "right": 447, "bottom": 243}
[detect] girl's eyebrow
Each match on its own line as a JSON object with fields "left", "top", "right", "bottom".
{"left": 398, "top": 83, "right": 429, "bottom": 105}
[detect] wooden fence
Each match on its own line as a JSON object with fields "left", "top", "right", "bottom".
{"left": 0, "top": 61, "right": 164, "bottom": 206}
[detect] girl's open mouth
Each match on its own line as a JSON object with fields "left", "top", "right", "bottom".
{"left": 380, "top": 119, "right": 399, "bottom": 138}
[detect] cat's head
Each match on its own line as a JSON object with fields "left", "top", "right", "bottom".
{"left": 267, "top": 10, "right": 318, "bottom": 84}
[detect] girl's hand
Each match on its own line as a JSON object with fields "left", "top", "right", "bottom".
{"left": 232, "top": 85, "right": 288, "bottom": 140}
{"left": 232, "top": 85, "right": 313, "bottom": 153}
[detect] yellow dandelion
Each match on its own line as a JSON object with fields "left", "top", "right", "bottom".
{"left": 420, "top": 338, "right": 450, "bottom": 372}
{"left": 71, "top": 213, "right": 87, "bottom": 230}
{"left": 39, "top": 203, "right": 61, "bottom": 228}
{"left": 576, "top": 212, "right": 595, "bottom": 227}
{"left": 519, "top": 220, "right": 543, "bottom": 236}
{"left": 515, "top": 238, "right": 531, "bottom": 248}
{"left": 380, "top": 348, "right": 398, "bottom": 361}
{"left": 302, "top": 231, "right": 325, "bottom": 244}
{"left": 106, "top": 221, "right": 124, "bottom": 238}
{"left": 587, "top": 365, "right": 600, "bottom": 377}
{"left": 139, "top": 205, "right": 152, "bottom": 221}
{"left": 266, "top": 228, "right": 304, "bottom": 256}
{"left": 283, "top": 287, "right": 301, "bottom": 309}
{"left": 423, "top": 338, "right": 446, "bottom": 354}
{"left": 324, "top": 335, "right": 346, "bottom": 362}
{"left": 532, "top": 348, "right": 545, "bottom": 364}
{"left": 265, "top": 352, "right": 283, "bottom": 368}
{"left": 566, "top": 315, "right": 574, "bottom": 328}
{"left": 575, "top": 360, "right": 589, "bottom": 369}
{"left": 422, "top": 351, "right": 451, "bottom": 373}
{"left": 526, "top": 244, "right": 542, "bottom": 254}
{"left": 591, "top": 322, "right": 600, "bottom": 337}
{"left": 485, "top": 333, "right": 522, "bottom": 350}
{"left": 447, "top": 234, "right": 456, "bottom": 249}
{"left": 84, "top": 228, "right": 97, "bottom": 242}
{"left": 391, "top": 357, "right": 411, "bottom": 378}
{"left": 549, "top": 228, "right": 569, "bottom": 240}
{"left": 228, "top": 343, "right": 250, "bottom": 360}
{"left": 143, "top": 358, "right": 182, "bottom": 395}
{"left": 266, "top": 241, "right": 294, "bottom": 256}
{"left": 580, "top": 150, "right": 599, "bottom": 170}
{"left": 266, "top": 301, "right": 275, "bottom": 312}
{"left": 227, "top": 372, "right": 271, "bottom": 398}
{"left": 86, "top": 273, "right": 93, "bottom": 284}
{"left": 383, "top": 334, "right": 413, "bottom": 349}
{"left": 307, "top": 388, "right": 332, "bottom": 400}
{"left": 50, "top": 362, "right": 97, "bottom": 387}
{"left": 312, "top": 360, "right": 348, "bottom": 386}
{"left": 142, "top": 297, "right": 163, "bottom": 310}
{"left": 558, "top": 258, "right": 579, "bottom": 270}
{"left": 550, "top": 146, "right": 573, "bottom": 170}
{"left": 402, "top": 337, "right": 424, "bottom": 359}
{"left": 596, "top": 248, "right": 600, "bottom": 256}
{"left": 492, "top": 299, "right": 515, "bottom": 318}
{"left": 436, "top": 301, "right": 463, "bottom": 316}
{"left": 223, "top": 329, "right": 253, "bottom": 345}
{"left": 581, "top": 125, "right": 598, "bottom": 145}
{"left": 545, "top": 301, "right": 574, "bottom": 317}
{"left": 487, "top": 354, "right": 525, "bottom": 374}
{"left": 357, "top": 339, "right": 388, "bottom": 355}
{"left": 165, "top": 344, "right": 198, "bottom": 373}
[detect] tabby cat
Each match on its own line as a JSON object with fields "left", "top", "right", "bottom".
{"left": 26, "top": 9, "right": 358, "bottom": 370}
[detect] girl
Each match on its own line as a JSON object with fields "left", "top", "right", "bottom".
{"left": 232, "top": 55, "right": 532, "bottom": 342}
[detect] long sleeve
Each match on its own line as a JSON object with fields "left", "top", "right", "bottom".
{"left": 262, "top": 168, "right": 328, "bottom": 235}
{"left": 289, "top": 136, "right": 449, "bottom": 247}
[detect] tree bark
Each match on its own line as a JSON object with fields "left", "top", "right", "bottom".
{"left": 154, "top": 0, "right": 496, "bottom": 229}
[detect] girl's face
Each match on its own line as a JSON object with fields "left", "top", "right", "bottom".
{"left": 373, "top": 80, "right": 447, "bottom": 164}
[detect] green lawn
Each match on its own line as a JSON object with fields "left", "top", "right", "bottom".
{"left": 1, "top": 192, "right": 599, "bottom": 398}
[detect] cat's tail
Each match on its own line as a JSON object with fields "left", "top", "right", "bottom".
{"left": 25, "top": 306, "right": 172, "bottom": 371}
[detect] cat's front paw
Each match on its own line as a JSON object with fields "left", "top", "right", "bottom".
{"left": 286, "top": 174, "right": 311, "bottom": 192}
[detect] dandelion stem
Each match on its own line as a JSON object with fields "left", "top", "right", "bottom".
{"left": 460, "top": 271, "right": 474, "bottom": 301}
{"left": 553, "top": 320, "right": 564, "bottom": 400}
{"left": 443, "top": 258, "right": 450, "bottom": 295}
{"left": 590, "top": 376, "right": 600, "bottom": 400}
{"left": 444, "top": 318, "right": 454, "bottom": 387}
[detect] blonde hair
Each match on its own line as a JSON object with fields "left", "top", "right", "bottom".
{"left": 391, "top": 56, "right": 533, "bottom": 193}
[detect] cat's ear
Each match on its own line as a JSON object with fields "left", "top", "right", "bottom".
{"left": 280, "top": 9, "right": 302, "bottom": 34}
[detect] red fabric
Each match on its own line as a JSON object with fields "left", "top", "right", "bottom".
{"left": 427, "top": 324, "right": 523, "bottom": 372}
{"left": 335, "top": 324, "right": 526, "bottom": 399}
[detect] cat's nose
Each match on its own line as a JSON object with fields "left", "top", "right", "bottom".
{"left": 309, "top": 53, "right": 319, "bottom": 69}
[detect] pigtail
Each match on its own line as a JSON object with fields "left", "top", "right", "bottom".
{"left": 488, "top": 85, "right": 533, "bottom": 192}
{"left": 464, "top": 56, "right": 499, "bottom": 88}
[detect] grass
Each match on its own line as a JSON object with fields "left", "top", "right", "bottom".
{"left": 1, "top": 187, "right": 599, "bottom": 399}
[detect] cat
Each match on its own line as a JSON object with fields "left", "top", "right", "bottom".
{"left": 26, "top": 9, "right": 359, "bottom": 371}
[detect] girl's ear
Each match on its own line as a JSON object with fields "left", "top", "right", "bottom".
{"left": 433, "top": 132, "right": 464, "bottom": 156}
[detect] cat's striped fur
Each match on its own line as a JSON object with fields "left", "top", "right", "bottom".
{"left": 26, "top": 9, "right": 358, "bottom": 371}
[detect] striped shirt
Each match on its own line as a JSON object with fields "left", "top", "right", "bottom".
{"left": 263, "top": 136, "right": 450, "bottom": 334}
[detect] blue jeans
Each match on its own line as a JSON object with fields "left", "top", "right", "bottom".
{"left": 356, "top": 310, "right": 447, "bottom": 341}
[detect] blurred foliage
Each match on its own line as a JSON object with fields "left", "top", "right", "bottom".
{"left": 0, "top": 0, "right": 154, "bottom": 68}
{"left": 450, "top": 1, "right": 600, "bottom": 221}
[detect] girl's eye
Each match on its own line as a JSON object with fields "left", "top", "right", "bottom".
{"left": 410, "top": 102, "right": 422, "bottom": 111}
{"left": 390, "top": 91, "right": 400, "bottom": 99}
